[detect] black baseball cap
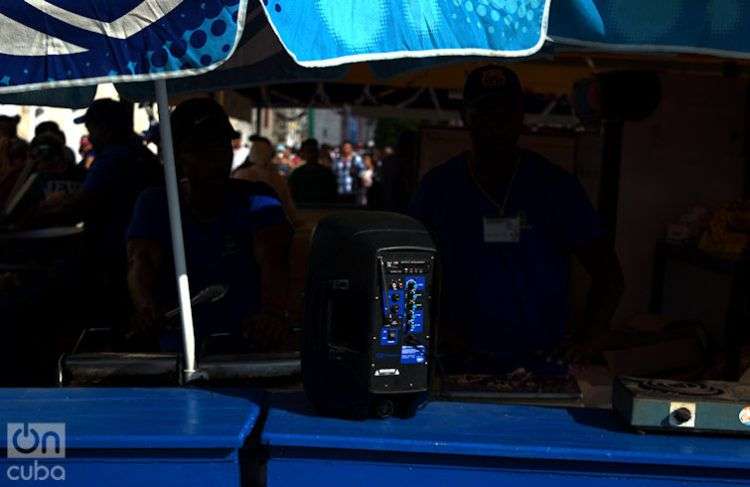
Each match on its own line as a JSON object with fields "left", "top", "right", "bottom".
{"left": 170, "top": 98, "right": 234, "bottom": 147}
{"left": 74, "top": 99, "right": 133, "bottom": 132}
{"left": 463, "top": 65, "right": 523, "bottom": 108}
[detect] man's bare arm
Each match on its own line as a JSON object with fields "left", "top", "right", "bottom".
{"left": 26, "top": 189, "right": 99, "bottom": 227}
{"left": 127, "top": 238, "right": 163, "bottom": 330}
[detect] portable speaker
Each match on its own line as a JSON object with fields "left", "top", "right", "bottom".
{"left": 303, "top": 211, "right": 437, "bottom": 419}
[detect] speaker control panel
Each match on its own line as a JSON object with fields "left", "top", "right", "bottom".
{"left": 376, "top": 254, "right": 432, "bottom": 369}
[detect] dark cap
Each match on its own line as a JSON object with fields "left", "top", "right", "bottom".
{"left": 74, "top": 99, "right": 133, "bottom": 131}
{"left": 170, "top": 98, "right": 234, "bottom": 146}
{"left": 463, "top": 65, "right": 523, "bottom": 108}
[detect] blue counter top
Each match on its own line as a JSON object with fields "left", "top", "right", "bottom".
{"left": 0, "top": 388, "right": 262, "bottom": 450}
{"left": 263, "top": 393, "right": 750, "bottom": 471}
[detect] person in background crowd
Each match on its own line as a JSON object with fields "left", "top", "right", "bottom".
{"left": 233, "top": 135, "right": 297, "bottom": 223}
{"left": 0, "top": 136, "right": 29, "bottom": 212}
{"left": 127, "top": 98, "right": 292, "bottom": 350}
{"left": 288, "top": 146, "right": 301, "bottom": 168}
{"left": 35, "top": 121, "right": 77, "bottom": 168}
{"left": 381, "top": 130, "right": 419, "bottom": 213}
{"left": 288, "top": 138, "right": 338, "bottom": 206}
{"left": 231, "top": 130, "right": 250, "bottom": 171}
{"left": 2, "top": 134, "right": 84, "bottom": 221}
{"left": 333, "top": 140, "right": 365, "bottom": 199}
{"left": 27, "top": 99, "right": 163, "bottom": 324}
{"left": 358, "top": 152, "right": 375, "bottom": 206}
{"left": 410, "top": 65, "right": 624, "bottom": 372}
{"left": 5, "top": 135, "right": 84, "bottom": 219}
{"left": 78, "top": 135, "right": 95, "bottom": 169}
{"left": 0, "top": 115, "right": 21, "bottom": 140}
{"left": 0, "top": 115, "right": 27, "bottom": 210}
{"left": 273, "top": 144, "right": 293, "bottom": 177}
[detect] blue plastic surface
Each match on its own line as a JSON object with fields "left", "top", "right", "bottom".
{"left": 0, "top": 389, "right": 262, "bottom": 487}
{"left": 267, "top": 456, "right": 750, "bottom": 487}
{"left": 263, "top": 393, "right": 750, "bottom": 470}
{"left": 0, "top": 388, "right": 261, "bottom": 450}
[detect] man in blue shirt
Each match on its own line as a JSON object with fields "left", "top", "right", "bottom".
{"left": 333, "top": 141, "right": 365, "bottom": 198}
{"left": 410, "top": 66, "right": 624, "bottom": 372}
{"left": 126, "top": 98, "right": 292, "bottom": 350}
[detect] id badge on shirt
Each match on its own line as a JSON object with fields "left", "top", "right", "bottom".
{"left": 484, "top": 216, "right": 521, "bottom": 243}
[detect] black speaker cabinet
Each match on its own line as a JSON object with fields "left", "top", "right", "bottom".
{"left": 303, "top": 211, "right": 437, "bottom": 419}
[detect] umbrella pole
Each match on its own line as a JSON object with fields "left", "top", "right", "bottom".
{"left": 155, "top": 79, "right": 198, "bottom": 383}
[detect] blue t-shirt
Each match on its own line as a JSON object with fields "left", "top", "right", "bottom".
{"left": 127, "top": 180, "right": 288, "bottom": 341}
{"left": 82, "top": 141, "right": 161, "bottom": 272}
{"left": 410, "top": 151, "right": 603, "bottom": 359}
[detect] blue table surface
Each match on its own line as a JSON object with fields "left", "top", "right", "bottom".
{"left": 0, "top": 388, "right": 262, "bottom": 449}
{"left": 263, "top": 393, "right": 750, "bottom": 470}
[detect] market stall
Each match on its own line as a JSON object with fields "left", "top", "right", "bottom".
{"left": 2, "top": 1, "right": 750, "bottom": 486}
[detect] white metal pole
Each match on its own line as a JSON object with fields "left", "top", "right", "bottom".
{"left": 154, "top": 79, "right": 198, "bottom": 382}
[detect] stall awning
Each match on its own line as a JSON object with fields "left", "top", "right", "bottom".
{"left": 8, "top": 2, "right": 750, "bottom": 107}
{"left": 0, "top": 1, "right": 248, "bottom": 95}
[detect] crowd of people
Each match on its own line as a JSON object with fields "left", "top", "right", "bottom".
{"left": 0, "top": 98, "right": 296, "bottom": 373}
{"left": 230, "top": 134, "right": 417, "bottom": 214}
{"left": 0, "top": 65, "right": 624, "bottom": 385}
{"left": 0, "top": 94, "right": 419, "bottom": 370}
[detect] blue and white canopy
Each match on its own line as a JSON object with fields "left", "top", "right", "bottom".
{"left": 2, "top": 1, "right": 750, "bottom": 99}
{"left": 0, "top": 0, "right": 248, "bottom": 95}
{"left": 4, "top": 1, "right": 750, "bottom": 102}
{"left": 117, "top": 1, "right": 750, "bottom": 104}
{"left": 260, "top": 0, "right": 750, "bottom": 65}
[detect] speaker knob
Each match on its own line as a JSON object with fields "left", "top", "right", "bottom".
{"left": 672, "top": 407, "right": 692, "bottom": 425}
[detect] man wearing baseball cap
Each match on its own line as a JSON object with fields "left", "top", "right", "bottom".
{"left": 27, "top": 99, "right": 161, "bottom": 330}
{"left": 410, "top": 65, "right": 624, "bottom": 372}
{"left": 126, "top": 98, "right": 292, "bottom": 350}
